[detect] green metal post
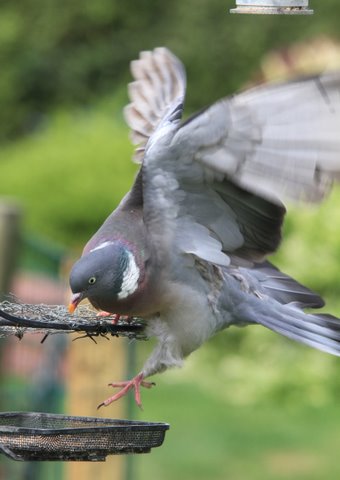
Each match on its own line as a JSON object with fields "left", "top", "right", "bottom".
{"left": 0, "top": 200, "right": 22, "bottom": 300}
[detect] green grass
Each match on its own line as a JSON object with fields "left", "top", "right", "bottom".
{"left": 135, "top": 381, "right": 340, "bottom": 480}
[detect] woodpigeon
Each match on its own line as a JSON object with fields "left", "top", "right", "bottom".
{"left": 69, "top": 48, "right": 340, "bottom": 408}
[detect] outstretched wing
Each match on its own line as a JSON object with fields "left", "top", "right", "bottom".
{"left": 125, "top": 49, "right": 340, "bottom": 267}
{"left": 174, "top": 73, "right": 340, "bottom": 204}
{"left": 124, "top": 47, "right": 186, "bottom": 163}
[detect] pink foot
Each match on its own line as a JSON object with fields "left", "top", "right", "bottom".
{"left": 97, "top": 373, "right": 155, "bottom": 409}
{"left": 96, "top": 312, "right": 131, "bottom": 325}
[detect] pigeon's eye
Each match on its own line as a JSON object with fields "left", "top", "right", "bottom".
{"left": 88, "top": 276, "right": 96, "bottom": 285}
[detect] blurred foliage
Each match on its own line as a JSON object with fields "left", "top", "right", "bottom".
{"left": 0, "top": 0, "right": 170, "bottom": 140}
{"left": 137, "top": 382, "right": 340, "bottom": 480}
{"left": 0, "top": 92, "right": 137, "bottom": 246}
{"left": 1, "top": 0, "right": 340, "bottom": 139}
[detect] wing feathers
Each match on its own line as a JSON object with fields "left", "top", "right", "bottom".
{"left": 124, "top": 47, "right": 186, "bottom": 163}
{"left": 126, "top": 49, "right": 340, "bottom": 268}
{"left": 174, "top": 72, "right": 340, "bottom": 206}
{"left": 256, "top": 308, "right": 340, "bottom": 357}
{"left": 251, "top": 262, "right": 324, "bottom": 308}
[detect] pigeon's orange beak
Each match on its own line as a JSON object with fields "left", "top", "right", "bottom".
{"left": 68, "top": 293, "right": 83, "bottom": 314}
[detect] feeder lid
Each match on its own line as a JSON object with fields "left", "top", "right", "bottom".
{"left": 230, "top": 0, "right": 314, "bottom": 14}
{"left": 0, "top": 412, "right": 169, "bottom": 461}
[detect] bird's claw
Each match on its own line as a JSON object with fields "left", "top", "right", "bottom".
{"left": 96, "top": 311, "right": 132, "bottom": 325}
{"left": 97, "top": 373, "right": 155, "bottom": 410}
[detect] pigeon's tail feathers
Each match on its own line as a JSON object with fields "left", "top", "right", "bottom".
{"left": 251, "top": 261, "right": 325, "bottom": 309}
{"left": 257, "top": 306, "right": 340, "bottom": 357}
{"left": 124, "top": 47, "right": 186, "bottom": 163}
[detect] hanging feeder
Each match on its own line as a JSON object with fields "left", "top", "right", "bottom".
{"left": 0, "top": 412, "right": 169, "bottom": 461}
{"left": 230, "top": 0, "right": 314, "bottom": 14}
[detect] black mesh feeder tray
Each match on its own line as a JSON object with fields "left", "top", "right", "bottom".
{"left": 0, "top": 412, "right": 169, "bottom": 461}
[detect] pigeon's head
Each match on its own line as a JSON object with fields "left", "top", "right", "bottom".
{"left": 68, "top": 241, "right": 143, "bottom": 314}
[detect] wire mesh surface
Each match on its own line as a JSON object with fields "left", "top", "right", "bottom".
{"left": 0, "top": 412, "right": 169, "bottom": 461}
{"left": 0, "top": 300, "right": 147, "bottom": 341}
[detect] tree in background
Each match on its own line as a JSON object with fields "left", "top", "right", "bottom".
{"left": 1, "top": 0, "right": 340, "bottom": 140}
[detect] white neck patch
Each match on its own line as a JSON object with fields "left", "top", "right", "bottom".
{"left": 118, "top": 251, "right": 140, "bottom": 300}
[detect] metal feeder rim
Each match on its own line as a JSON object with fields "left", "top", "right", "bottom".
{"left": 230, "top": 0, "right": 313, "bottom": 14}
{"left": 0, "top": 411, "right": 169, "bottom": 434}
{"left": 230, "top": 6, "right": 314, "bottom": 14}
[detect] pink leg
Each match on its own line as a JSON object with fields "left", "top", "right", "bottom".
{"left": 96, "top": 311, "right": 132, "bottom": 325}
{"left": 97, "top": 373, "right": 155, "bottom": 409}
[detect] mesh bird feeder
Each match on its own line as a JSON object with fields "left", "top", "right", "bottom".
{"left": 230, "top": 0, "right": 314, "bottom": 14}
{"left": 0, "top": 412, "right": 169, "bottom": 461}
{"left": 0, "top": 301, "right": 169, "bottom": 462}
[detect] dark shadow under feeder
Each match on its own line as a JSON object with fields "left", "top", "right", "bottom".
{"left": 0, "top": 302, "right": 169, "bottom": 461}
